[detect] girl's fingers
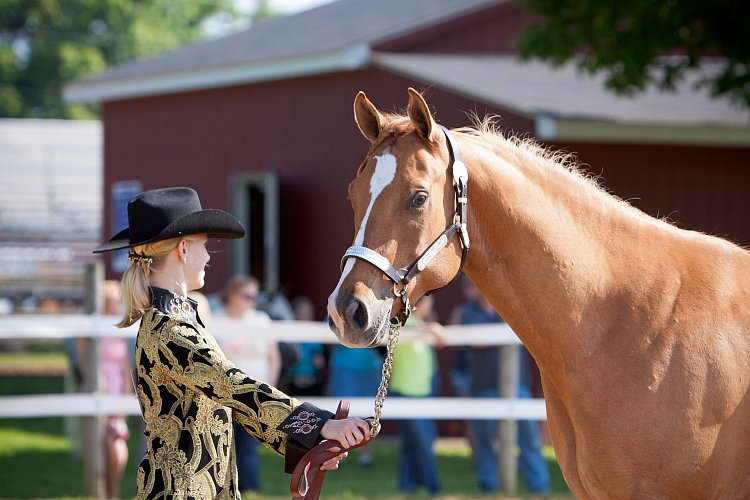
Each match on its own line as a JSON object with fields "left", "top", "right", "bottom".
{"left": 357, "top": 420, "right": 372, "bottom": 436}
{"left": 320, "top": 451, "right": 348, "bottom": 470}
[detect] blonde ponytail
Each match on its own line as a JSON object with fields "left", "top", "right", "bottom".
{"left": 116, "top": 237, "right": 182, "bottom": 328}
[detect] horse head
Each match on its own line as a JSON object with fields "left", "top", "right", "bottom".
{"left": 327, "top": 88, "right": 468, "bottom": 347}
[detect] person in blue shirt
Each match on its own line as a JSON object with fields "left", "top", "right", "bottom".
{"left": 327, "top": 330, "right": 384, "bottom": 466}
{"left": 456, "top": 277, "right": 550, "bottom": 494}
{"left": 278, "top": 296, "right": 327, "bottom": 396}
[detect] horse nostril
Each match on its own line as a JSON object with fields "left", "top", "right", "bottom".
{"left": 345, "top": 298, "right": 369, "bottom": 332}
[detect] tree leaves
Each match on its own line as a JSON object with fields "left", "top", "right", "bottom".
{"left": 0, "top": 0, "right": 241, "bottom": 118}
{"left": 517, "top": 0, "right": 750, "bottom": 110}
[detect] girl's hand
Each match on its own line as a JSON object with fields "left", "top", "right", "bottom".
{"left": 318, "top": 417, "right": 371, "bottom": 470}
{"left": 320, "top": 447, "right": 347, "bottom": 470}
{"left": 320, "top": 416, "right": 371, "bottom": 448}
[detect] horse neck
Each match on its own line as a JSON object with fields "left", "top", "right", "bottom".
{"left": 458, "top": 135, "right": 669, "bottom": 369}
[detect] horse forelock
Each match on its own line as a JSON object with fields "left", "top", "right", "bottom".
{"left": 369, "top": 114, "right": 441, "bottom": 157}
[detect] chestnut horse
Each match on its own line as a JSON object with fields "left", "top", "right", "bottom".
{"left": 327, "top": 88, "right": 750, "bottom": 498}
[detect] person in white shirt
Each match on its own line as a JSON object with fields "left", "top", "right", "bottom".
{"left": 216, "top": 274, "right": 281, "bottom": 494}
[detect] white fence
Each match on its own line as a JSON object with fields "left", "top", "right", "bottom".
{"left": 0, "top": 314, "right": 545, "bottom": 496}
{"left": 0, "top": 315, "right": 545, "bottom": 419}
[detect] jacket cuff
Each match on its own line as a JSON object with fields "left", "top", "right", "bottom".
{"left": 278, "top": 401, "right": 334, "bottom": 449}
{"left": 284, "top": 441, "right": 310, "bottom": 474}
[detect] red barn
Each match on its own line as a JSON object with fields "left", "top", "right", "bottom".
{"left": 66, "top": 0, "right": 750, "bottom": 319}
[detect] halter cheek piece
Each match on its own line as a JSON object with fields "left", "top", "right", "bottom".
{"left": 340, "top": 125, "right": 470, "bottom": 326}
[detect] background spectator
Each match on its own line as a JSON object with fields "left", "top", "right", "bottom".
{"left": 100, "top": 280, "right": 130, "bottom": 499}
{"left": 456, "top": 277, "right": 550, "bottom": 494}
{"left": 327, "top": 326, "right": 384, "bottom": 466}
{"left": 389, "top": 295, "right": 443, "bottom": 495}
{"left": 278, "top": 296, "right": 327, "bottom": 396}
{"left": 216, "top": 274, "right": 278, "bottom": 494}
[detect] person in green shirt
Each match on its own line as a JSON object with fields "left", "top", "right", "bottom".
{"left": 390, "top": 295, "right": 443, "bottom": 495}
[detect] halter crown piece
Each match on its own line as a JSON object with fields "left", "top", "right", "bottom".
{"left": 341, "top": 125, "right": 470, "bottom": 326}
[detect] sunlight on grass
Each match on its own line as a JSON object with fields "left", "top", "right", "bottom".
{"left": 0, "top": 351, "right": 69, "bottom": 373}
{"left": 541, "top": 444, "right": 557, "bottom": 460}
{"left": 0, "top": 427, "right": 70, "bottom": 456}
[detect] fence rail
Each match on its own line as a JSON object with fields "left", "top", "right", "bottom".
{"left": 0, "top": 394, "right": 546, "bottom": 420}
{"left": 0, "top": 315, "right": 524, "bottom": 345}
{"left": 0, "top": 315, "right": 544, "bottom": 420}
{"left": 0, "top": 313, "right": 542, "bottom": 496}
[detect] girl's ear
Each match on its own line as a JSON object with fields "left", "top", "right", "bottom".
{"left": 177, "top": 239, "right": 188, "bottom": 261}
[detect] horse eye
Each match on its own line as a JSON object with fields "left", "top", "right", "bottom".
{"left": 410, "top": 192, "right": 429, "bottom": 208}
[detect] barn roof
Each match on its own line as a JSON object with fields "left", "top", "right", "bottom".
{"left": 64, "top": 0, "right": 503, "bottom": 103}
{"left": 64, "top": 0, "right": 749, "bottom": 145}
{"left": 373, "top": 53, "right": 750, "bottom": 145}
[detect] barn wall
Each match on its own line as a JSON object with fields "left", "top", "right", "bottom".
{"left": 561, "top": 142, "right": 750, "bottom": 248}
{"left": 101, "top": 69, "right": 533, "bottom": 318}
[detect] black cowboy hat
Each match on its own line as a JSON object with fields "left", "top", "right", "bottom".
{"left": 93, "top": 187, "right": 245, "bottom": 253}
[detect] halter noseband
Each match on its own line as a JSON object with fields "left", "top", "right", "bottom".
{"left": 340, "top": 125, "right": 470, "bottom": 326}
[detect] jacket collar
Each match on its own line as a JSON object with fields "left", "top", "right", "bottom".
{"left": 149, "top": 286, "right": 204, "bottom": 327}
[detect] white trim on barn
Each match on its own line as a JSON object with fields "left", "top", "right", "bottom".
{"left": 64, "top": 44, "right": 370, "bottom": 103}
{"left": 373, "top": 53, "right": 750, "bottom": 146}
{"left": 535, "top": 116, "right": 750, "bottom": 146}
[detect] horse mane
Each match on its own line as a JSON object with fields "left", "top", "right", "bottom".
{"left": 457, "top": 114, "right": 606, "bottom": 193}
{"left": 454, "top": 115, "right": 695, "bottom": 227}
{"left": 377, "top": 112, "right": 684, "bottom": 231}
{"left": 378, "top": 112, "right": 601, "bottom": 190}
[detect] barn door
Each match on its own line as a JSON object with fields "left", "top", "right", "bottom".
{"left": 230, "top": 172, "right": 279, "bottom": 292}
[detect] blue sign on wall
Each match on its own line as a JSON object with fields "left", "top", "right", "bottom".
{"left": 111, "top": 180, "right": 142, "bottom": 273}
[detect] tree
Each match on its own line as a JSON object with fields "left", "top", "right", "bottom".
{"left": 516, "top": 0, "right": 750, "bottom": 111}
{"left": 0, "top": 0, "right": 250, "bottom": 119}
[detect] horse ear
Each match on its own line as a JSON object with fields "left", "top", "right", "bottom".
{"left": 407, "top": 87, "right": 439, "bottom": 143}
{"left": 354, "top": 91, "right": 383, "bottom": 143}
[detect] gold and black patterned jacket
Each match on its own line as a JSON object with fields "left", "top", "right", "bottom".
{"left": 134, "top": 287, "right": 332, "bottom": 499}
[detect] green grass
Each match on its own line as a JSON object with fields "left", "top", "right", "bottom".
{"left": 0, "top": 351, "right": 69, "bottom": 374}
{"left": 0, "top": 375, "right": 572, "bottom": 499}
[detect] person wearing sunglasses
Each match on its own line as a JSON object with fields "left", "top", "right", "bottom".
{"left": 216, "top": 274, "right": 278, "bottom": 494}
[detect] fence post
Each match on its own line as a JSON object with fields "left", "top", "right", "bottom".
{"left": 82, "top": 261, "right": 104, "bottom": 498}
{"left": 498, "top": 344, "right": 519, "bottom": 494}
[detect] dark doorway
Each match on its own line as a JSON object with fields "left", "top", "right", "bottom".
{"left": 230, "top": 173, "right": 279, "bottom": 291}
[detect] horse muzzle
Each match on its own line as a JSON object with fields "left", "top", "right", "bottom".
{"left": 327, "top": 292, "right": 392, "bottom": 347}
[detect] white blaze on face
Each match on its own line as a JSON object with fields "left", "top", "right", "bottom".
{"left": 328, "top": 151, "right": 397, "bottom": 332}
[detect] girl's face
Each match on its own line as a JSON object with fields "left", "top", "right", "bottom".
{"left": 184, "top": 235, "right": 210, "bottom": 290}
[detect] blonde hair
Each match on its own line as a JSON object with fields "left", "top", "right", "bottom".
{"left": 116, "top": 237, "right": 182, "bottom": 328}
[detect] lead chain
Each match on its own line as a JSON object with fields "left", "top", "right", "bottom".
{"left": 368, "top": 321, "right": 401, "bottom": 438}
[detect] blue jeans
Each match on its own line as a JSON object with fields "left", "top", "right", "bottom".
{"left": 470, "top": 388, "right": 550, "bottom": 493}
{"left": 517, "top": 385, "right": 551, "bottom": 493}
{"left": 233, "top": 422, "right": 260, "bottom": 492}
{"left": 392, "top": 393, "right": 441, "bottom": 494}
